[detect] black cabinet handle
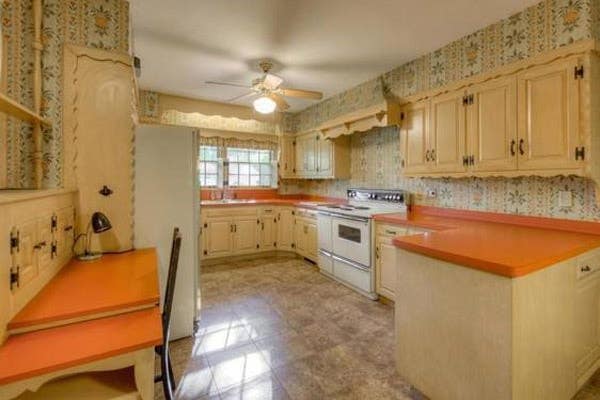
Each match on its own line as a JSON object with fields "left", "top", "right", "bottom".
{"left": 510, "top": 140, "right": 516, "bottom": 156}
{"left": 519, "top": 139, "right": 525, "bottom": 155}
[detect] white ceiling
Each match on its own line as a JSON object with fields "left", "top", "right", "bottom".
{"left": 131, "top": 0, "right": 539, "bottom": 112}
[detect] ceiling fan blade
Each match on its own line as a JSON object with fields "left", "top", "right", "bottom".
{"left": 270, "top": 93, "right": 290, "bottom": 110}
{"left": 263, "top": 73, "right": 283, "bottom": 90}
{"left": 280, "top": 88, "right": 323, "bottom": 100}
{"left": 227, "top": 91, "right": 257, "bottom": 102}
{"left": 205, "top": 80, "right": 252, "bottom": 89}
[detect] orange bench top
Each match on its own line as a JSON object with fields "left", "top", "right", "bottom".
{"left": 375, "top": 206, "right": 600, "bottom": 278}
{"left": 8, "top": 248, "right": 160, "bottom": 332}
{"left": 0, "top": 307, "right": 162, "bottom": 385}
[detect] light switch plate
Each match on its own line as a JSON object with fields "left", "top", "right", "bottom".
{"left": 558, "top": 190, "right": 573, "bottom": 208}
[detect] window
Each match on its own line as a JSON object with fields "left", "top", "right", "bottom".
{"left": 198, "top": 145, "right": 220, "bottom": 187}
{"left": 227, "top": 148, "right": 274, "bottom": 187}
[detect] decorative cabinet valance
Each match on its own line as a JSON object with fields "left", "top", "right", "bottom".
{"left": 316, "top": 101, "right": 401, "bottom": 139}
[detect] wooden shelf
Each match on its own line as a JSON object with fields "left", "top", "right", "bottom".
{"left": 0, "top": 92, "right": 51, "bottom": 126}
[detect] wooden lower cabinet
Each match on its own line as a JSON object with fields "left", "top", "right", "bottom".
{"left": 294, "top": 211, "right": 318, "bottom": 262}
{"left": 204, "top": 217, "right": 233, "bottom": 258}
{"left": 277, "top": 208, "right": 295, "bottom": 251}
{"left": 259, "top": 208, "right": 278, "bottom": 251}
{"left": 200, "top": 206, "right": 319, "bottom": 262}
{"left": 574, "top": 251, "right": 600, "bottom": 387}
{"left": 375, "top": 223, "right": 430, "bottom": 301}
{"left": 1, "top": 191, "right": 77, "bottom": 341}
{"left": 232, "top": 216, "right": 259, "bottom": 255}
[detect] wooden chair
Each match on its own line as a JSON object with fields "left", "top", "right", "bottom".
{"left": 155, "top": 227, "right": 182, "bottom": 400}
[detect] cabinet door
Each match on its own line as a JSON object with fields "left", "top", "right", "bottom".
{"left": 63, "top": 48, "right": 134, "bottom": 252}
{"left": 295, "top": 133, "right": 318, "bottom": 177}
{"left": 429, "top": 91, "right": 467, "bottom": 174}
{"left": 294, "top": 218, "right": 307, "bottom": 255}
{"left": 306, "top": 222, "right": 318, "bottom": 261}
{"left": 469, "top": 76, "right": 518, "bottom": 172}
{"left": 205, "top": 217, "right": 233, "bottom": 258}
{"left": 401, "top": 100, "right": 430, "bottom": 174}
{"left": 280, "top": 136, "right": 296, "bottom": 178}
{"left": 574, "top": 272, "right": 600, "bottom": 382}
{"left": 233, "top": 216, "right": 259, "bottom": 254}
{"left": 316, "top": 136, "right": 333, "bottom": 177}
{"left": 12, "top": 220, "right": 38, "bottom": 290}
{"left": 517, "top": 57, "right": 581, "bottom": 170}
{"left": 277, "top": 208, "right": 295, "bottom": 251}
{"left": 56, "top": 207, "right": 75, "bottom": 264}
{"left": 376, "top": 235, "right": 397, "bottom": 300}
{"left": 260, "top": 215, "right": 277, "bottom": 251}
{"left": 37, "top": 214, "right": 54, "bottom": 272}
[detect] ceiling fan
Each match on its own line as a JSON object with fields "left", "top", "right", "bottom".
{"left": 205, "top": 60, "right": 323, "bottom": 114}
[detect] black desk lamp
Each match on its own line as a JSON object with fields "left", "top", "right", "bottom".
{"left": 77, "top": 212, "right": 112, "bottom": 261}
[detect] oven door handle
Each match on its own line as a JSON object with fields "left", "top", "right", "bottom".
{"left": 317, "top": 211, "right": 332, "bottom": 217}
{"left": 319, "top": 249, "right": 332, "bottom": 257}
{"left": 331, "top": 214, "right": 370, "bottom": 223}
{"left": 331, "top": 254, "right": 370, "bottom": 272}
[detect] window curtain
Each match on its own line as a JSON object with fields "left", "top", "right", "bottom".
{"left": 196, "top": 130, "right": 279, "bottom": 154}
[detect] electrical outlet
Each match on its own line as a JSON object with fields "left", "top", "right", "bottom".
{"left": 558, "top": 190, "right": 573, "bottom": 208}
{"left": 427, "top": 189, "right": 437, "bottom": 198}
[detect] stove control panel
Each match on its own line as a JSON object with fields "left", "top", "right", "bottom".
{"left": 347, "top": 189, "right": 410, "bottom": 205}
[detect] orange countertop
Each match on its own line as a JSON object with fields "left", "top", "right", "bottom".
{"left": 0, "top": 307, "right": 162, "bottom": 385}
{"left": 8, "top": 249, "right": 160, "bottom": 333}
{"left": 201, "top": 198, "right": 344, "bottom": 209}
{"left": 375, "top": 207, "right": 600, "bottom": 278}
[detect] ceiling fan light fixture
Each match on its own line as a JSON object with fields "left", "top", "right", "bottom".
{"left": 253, "top": 96, "right": 277, "bottom": 114}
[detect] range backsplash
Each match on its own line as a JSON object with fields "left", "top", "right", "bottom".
{"left": 279, "top": 127, "right": 600, "bottom": 222}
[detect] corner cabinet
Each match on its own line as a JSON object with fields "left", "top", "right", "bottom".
{"left": 399, "top": 44, "right": 595, "bottom": 181}
{"left": 200, "top": 206, "right": 318, "bottom": 263}
{"left": 291, "top": 132, "right": 350, "bottom": 179}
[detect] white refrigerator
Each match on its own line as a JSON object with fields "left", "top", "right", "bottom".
{"left": 134, "top": 124, "right": 200, "bottom": 340}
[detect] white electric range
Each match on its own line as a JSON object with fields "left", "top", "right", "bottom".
{"left": 316, "top": 188, "right": 410, "bottom": 299}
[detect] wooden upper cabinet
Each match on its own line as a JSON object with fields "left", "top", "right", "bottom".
{"left": 517, "top": 56, "right": 582, "bottom": 171}
{"left": 292, "top": 132, "right": 350, "bottom": 179}
{"left": 469, "top": 75, "right": 518, "bottom": 172}
{"left": 400, "top": 100, "right": 430, "bottom": 174}
{"left": 279, "top": 135, "right": 296, "bottom": 178}
{"left": 429, "top": 91, "right": 467, "bottom": 174}
{"left": 295, "top": 133, "right": 317, "bottom": 177}
{"left": 316, "top": 135, "right": 333, "bottom": 177}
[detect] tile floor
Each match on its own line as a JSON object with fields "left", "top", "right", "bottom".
{"left": 156, "top": 255, "right": 600, "bottom": 400}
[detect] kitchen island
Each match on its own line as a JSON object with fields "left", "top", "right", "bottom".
{"left": 383, "top": 206, "right": 600, "bottom": 400}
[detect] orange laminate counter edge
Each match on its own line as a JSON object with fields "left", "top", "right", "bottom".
{"left": 201, "top": 197, "right": 345, "bottom": 209}
{"left": 0, "top": 308, "right": 162, "bottom": 385}
{"left": 375, "top": 206, "right": 600, "bottom": 278}
{"left": 8, "top": 248, "right": 160, "bottom": 331}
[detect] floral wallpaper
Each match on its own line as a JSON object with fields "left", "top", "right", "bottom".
{"left": 279, "top": 127, "right": 600, "bottom": 221}
{"left": 288, "top": 0, "right": 596, "bottom": 133}
{"left": 138, "top": 90, "right": 280, "bottom": 134}
{"left": 280, "top": 0, "right": 600, "bottom": 222}
{"left": 3, "top": 0, "right": 130, "bottom": 188}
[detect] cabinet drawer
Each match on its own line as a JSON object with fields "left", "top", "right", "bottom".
{"left": 577, "top": 251, "right": 600, "bottom": 281}
{"left": 376, "top": 224, "right": 408, "bottom": 237}
{"left": 203, "top": 207, "right": 258, "bottom": 218}
{"left": 296, "top": 208, "right": 317, "bottom": 220}
{"left": 260, "top": 207, "right": 277, "bottom": 216}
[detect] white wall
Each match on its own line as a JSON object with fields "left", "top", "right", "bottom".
{"left": 134, "top": 124, "right": 199, "bottom": 340}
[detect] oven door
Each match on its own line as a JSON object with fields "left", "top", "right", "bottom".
{"left": 331, "top": 215, "right": 371, "bottom": 267}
